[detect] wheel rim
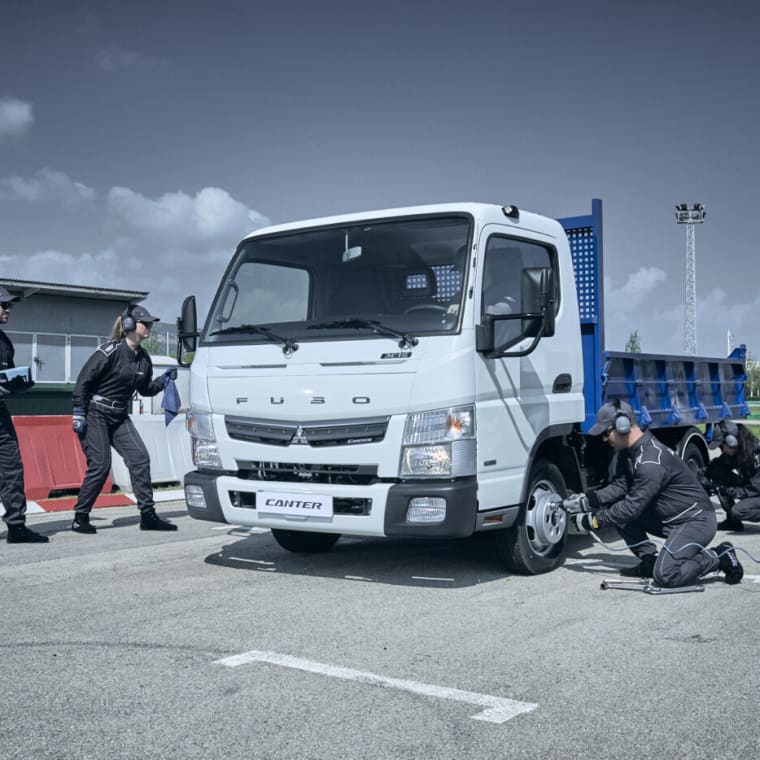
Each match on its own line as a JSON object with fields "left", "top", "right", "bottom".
{"left": 524, "top": 478, "right": 566, "bottom": 555}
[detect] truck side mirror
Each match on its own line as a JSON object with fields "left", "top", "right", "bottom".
{"left": 521, "top": 268, "right": 555, "bottom": 338}
{"left": 177, "top": 295, "right": 198, "bottom": 366}
{"left": 475, "top": 316, "right": 495, "bottom": 353}
{"left": 476, "top": 267, "right": 555, "bottom": 358}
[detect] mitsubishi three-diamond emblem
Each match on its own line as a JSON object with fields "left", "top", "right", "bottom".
{"left": 290, "top": 425, "right": 309, "bottom": 445}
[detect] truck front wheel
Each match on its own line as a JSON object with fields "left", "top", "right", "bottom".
{"left": 495, "top": 459, "right": 568, "bottom": 575}
{"left": 271, "top": 529, "right": 341, "bottom": 554}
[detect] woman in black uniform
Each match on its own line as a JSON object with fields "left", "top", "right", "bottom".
{"left": 71, "top": 304, "right": 177, "bottom": 534}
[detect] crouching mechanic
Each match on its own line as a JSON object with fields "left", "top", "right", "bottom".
{"left": 568, "top": 400, "right": 743, "bottom": 587}
{"left": 705, "top": 420, "right": 760, "bottom": 532}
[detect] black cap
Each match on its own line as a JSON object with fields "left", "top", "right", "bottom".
{"left": 0, "top": 285, "right": 21, "bottom": 303}
{"left": 130, "top": 305, "right": 160, "bottom": 323}
{"left": 588, "top": 400, "right": 635, "bottom": 436}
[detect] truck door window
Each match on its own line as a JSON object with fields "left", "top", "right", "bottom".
{"left": 481, "top": 236, "right": 556, "bottom": 349}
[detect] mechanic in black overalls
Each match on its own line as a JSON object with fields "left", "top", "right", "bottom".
{"left": 0, "top": 285, "right": 49, "bottom": 543}
{"left": 705, "top": 420, "right": 760, "bottom": 532}
{"left": 573, "top": 400, "right": 743, "bottom": 587}
{"left": 71, "top": 304, "right": 177, "bottom": 534}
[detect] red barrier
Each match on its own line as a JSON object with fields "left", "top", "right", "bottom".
{"left": 13, "top": 415, "right": 113, "bottom": 501}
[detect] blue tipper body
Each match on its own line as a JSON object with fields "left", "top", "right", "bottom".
{"left": 558, "top": 199, "right": 749, "bottom": 435}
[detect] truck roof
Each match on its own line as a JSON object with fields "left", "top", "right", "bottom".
{"left": 243, "top": 202, "right": 564, "bottom": 241}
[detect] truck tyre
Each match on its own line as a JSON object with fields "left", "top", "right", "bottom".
{"left": 495, "top": 459, "right": 568, "bottom": 575}
{"left": 271, "top": 529, "right": 340, "bottom": 554}
{"left": 682, "top": 441, "right": 706, "bottom": 476}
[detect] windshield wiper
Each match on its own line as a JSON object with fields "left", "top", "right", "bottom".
{"left": 307, "top": 319, "right": 418, "bottom": 349}
{"left": 210, "top": 324, "right": 299, "bottom": 356}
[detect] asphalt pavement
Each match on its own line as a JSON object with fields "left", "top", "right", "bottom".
{"left": 2, "top": 502, "right": 759, "bottom": 760}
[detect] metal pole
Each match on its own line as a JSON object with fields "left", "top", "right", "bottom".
{"left": 684, "top": 221, "right": 696, "bottom": 354}
{"left": 674, "top": 203, "right": 705, "bottom": 355}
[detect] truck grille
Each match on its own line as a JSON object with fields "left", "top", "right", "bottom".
{"left": 236, "top": 460, "right": 378, "bottom": 486}
{"left": 225, "top": 415, "right": 389, "bottom": 447}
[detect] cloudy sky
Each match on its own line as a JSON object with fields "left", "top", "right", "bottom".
{"left": 1, "top": 0, "right": 757, "bottom": 357}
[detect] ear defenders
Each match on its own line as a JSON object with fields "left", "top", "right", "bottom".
{"left": 719, "top": 422, "right": 739, "bottom": 448}
{"left": 612, "top": 400, "right": 632, "bottom": 435}
{"left": 121, "top": 305, "right": 136, "bottom": 332}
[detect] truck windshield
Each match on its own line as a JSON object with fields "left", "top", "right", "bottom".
{"left": 202, "top": 214, "right": 471, "bottom": 345}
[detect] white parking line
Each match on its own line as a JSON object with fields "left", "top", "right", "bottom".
{"left": 214, "top": 649, "right": 537, "bottom": 724}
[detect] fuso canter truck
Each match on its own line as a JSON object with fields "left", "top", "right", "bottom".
{"left": 176, "top": 199, "right": 747, "bottom": 574}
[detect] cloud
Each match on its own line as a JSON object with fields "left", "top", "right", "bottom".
{"left": 0, "top": 168, "right": 97, "bottom": 207}
{"left": 107, "top": 186, "right": 269, "bottom": 250}
{"left": 1, "top": 184, "right": 270, "bottom": 322}
{"left": 0, "top": 97, "right": 34, "bottom": 140}
{"left": 604, "top": 267, "right": 667, "bottom": 313}
{"left": 95, "top": 45, "right": 167, "bottom": 72}
{"left": 0, "top": 248, "right": 122, "bottom": 290}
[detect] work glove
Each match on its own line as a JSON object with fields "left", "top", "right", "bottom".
{"left": 572, "top": 512, "right": 600, "bottom": 532}
{"left": 0, "top": 384, "right": 9, "bottom": 398}
{"left": 722, "top": 485, "right": 746, "bottom": 501}
{"left": 161, "top": 367, "right": 178, "bottom": 388}
{"left": 72, "top": 408, "right": 87, "bottom": 436}
{"left": 562, "top": 493, "right": 591, "bottom": 514}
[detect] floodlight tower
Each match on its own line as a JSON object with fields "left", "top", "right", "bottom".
{"left": 674, "top": 202, "right": 705, "bottom": 354}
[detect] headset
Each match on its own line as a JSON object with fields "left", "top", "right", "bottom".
{"left": 121, "top": 304, "right": 136, "bottom": 332}
{"left": 612, "top": 399, "right": 632, "bottom": 435}
{"left": 718, "top": 420, "right": 739, "bottom": 449}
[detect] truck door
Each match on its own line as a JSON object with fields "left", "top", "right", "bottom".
{"left": 474, "top": 227, "right": 562, "bottom": 510}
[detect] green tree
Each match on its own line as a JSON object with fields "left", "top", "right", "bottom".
{"left": 625, "top": 330, "right": 641, "bottom": 353}
{"left": 142, "top": 322, "right": 177, "bottom": 358}
{"left": 746, "top": 351, "right": 760, "bottom": 400}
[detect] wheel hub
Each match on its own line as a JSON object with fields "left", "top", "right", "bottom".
{"left": 525, "top": 481, "right": 566, "bottom": 552}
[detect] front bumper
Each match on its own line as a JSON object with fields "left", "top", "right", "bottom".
{"left": 183, "top": 470, "right": 478, "bottom": 538}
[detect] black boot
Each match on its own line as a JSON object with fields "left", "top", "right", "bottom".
{"left": 140, "top": 508, "right": 177, "bottom": 531}
{"left": 715, "top": 542, "right": 743, "bottom": 585}
{"left": 619, "top": 554, "right": 656, "bottom": 578}
{"left": 717, "top": 510, "right": 744, "bottom": 531}
{"left": 6, "top": 524, "right": 50, "bottom": 543}
{"left": 71, "top": 514, "right": 97, "bottom": 534}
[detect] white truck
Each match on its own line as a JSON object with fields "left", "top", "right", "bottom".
{"left": 176, "top": 199, "right": 748, "bottom": 574}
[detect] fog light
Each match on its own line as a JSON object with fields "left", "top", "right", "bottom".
{"left": 406, "top": 497, "right": 446, "bottom": 523}
{"left": 185, "top": 485, "right": 207, "bottom": 509}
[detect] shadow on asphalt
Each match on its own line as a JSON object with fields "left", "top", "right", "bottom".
{"left": 203, "top": 529, "right": 518, "bottom": 588}
{"left": 31, "top": 509, "right": 189, "bottom": 535}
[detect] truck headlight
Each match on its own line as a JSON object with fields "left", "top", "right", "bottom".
{"left": 187, "top": 410, "right": 222, "bottom": 469}
{"left": 401, "top": 406, "right": 476, "bottom": 478}
{"left": 403, "top": 405, "right": 475, "bottom": 444}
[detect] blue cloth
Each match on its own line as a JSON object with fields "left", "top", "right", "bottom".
{"left": 161, "top": 377, "right": 181, "bottom": 426}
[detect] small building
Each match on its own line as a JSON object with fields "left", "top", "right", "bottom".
{"left": 1, "top": 277, "right": 150, "bottom": 414}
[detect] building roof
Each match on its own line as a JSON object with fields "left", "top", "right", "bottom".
{"left": 0, "top": 277, "right": 148, "bottom": 303}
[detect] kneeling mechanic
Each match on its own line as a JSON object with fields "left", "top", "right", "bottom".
{"left": 569, "top": 400, "right": 743, "bottom": 587}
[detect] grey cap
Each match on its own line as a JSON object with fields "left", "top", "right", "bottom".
{"left": 589, "top": 400, "right": 635, "bottom": 436}
{"left": 130, "top": 305, "right": 160, "bottom": 323}
{"left": 0, "top": 285, "right": 21, "bottom": 303}
{"left": 709, "top": 420, "right": 739, "bottom": 450}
